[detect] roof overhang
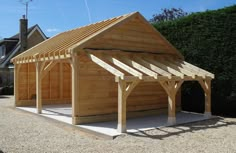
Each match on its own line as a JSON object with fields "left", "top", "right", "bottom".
{"left": 85, "top": 50, "right": 214, "bottom": 82}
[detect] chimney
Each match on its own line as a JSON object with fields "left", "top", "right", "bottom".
{"left": 19, "top": 15, "right": 28, "bottom": 52}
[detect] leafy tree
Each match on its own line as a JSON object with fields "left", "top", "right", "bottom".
{"left": 150, "top": 8, "right": 188, "bottom": 23}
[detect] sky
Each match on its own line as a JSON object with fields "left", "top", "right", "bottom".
{"left": 0, "top": 0, "right": 235, "bottom": 38}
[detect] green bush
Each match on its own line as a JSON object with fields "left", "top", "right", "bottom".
{"left": 153, "top": 5, "right": 236, "bottom": 116}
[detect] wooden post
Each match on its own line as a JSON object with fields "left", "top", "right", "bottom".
{"left": 198, "top": 79, "right": 212, "bottom": 118}
{"left": 71, "top": 54, "right": 80, "bottom": 125}
{"left": 27, "top": 63, "right": 30, "bottom": 99}
{"left": 59, "top": 62, "right": 63, "bottom": 99}
{"left": 168, "top": 93, "right": 176, "bottom": 124}
{"left": 117, "top": 79, "right": 127, "bottom": 133}
{"left": 36, "top": 62, "right": 42, "bottom": 114}
{"left": 160, "top": 80, "right": 183, "bottom": 125}
{"left": 14, "top": 64, "right": 20, "bottom": 107}
{"left": 117, "top": 79, "right": 140, "bottom": 133}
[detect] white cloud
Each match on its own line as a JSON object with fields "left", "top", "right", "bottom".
{"left": 46, "top": 28, "right": 60, "bottom": 32}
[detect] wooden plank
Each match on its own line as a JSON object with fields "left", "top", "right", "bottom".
{"left": 90, "top": 39, "right": 171, "bottom": 54}
{"left": 134, "top": 14, "right": 184, "bottom": 59}
{"left": 102, "top": 34, "right": 167, "bottom": 48}
{"left": 118, "top": 56, "right": 158, "bottom": 79}
{"left": 144, "top": 57, "right": 184, "bottom": 78}
{"left": 104, "top": 55, "right": 143, "bottom": 79}
{"left": 161, "top": 59, "right": 196, "bottom": 78}
{"left": 104, "top": 29, "right": 166, "bottom": 45}
{"left": 87, "top": 53, "right": 125, "bottom": 79}
{"left": 170, "top": 59, "right": 206, "bottom": 78}
{"left": 179, "top": 60, "right": 214, "bottom": 78}
{"left": 133, "top": 56, "right": 171, "bottom": 78}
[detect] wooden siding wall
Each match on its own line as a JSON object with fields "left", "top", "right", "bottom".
{"left": 87, "top": 16, "right": 176, "bottom": 55}
{"left": 16, "top": 55, "right": 180, "bottom": 117}
{"left": 16, "top": 62, "right": 71, "bottom": 106}
{"left": 78, "top": 54, "right": 181, "bottom": 117}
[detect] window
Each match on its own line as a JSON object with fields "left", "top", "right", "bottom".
{"left": 0, "top": 45, "right": 6, "bottom": 59}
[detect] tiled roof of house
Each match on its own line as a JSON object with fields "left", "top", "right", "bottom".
{"left": 1, "top": 24, "right": 46, "bottom": 66}
{"left": 10, "top": 24, "right": 38, "bottom": 39}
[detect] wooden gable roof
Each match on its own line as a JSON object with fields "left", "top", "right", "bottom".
{"left": 12, "top": 12, "right": 183, "bottom": 64}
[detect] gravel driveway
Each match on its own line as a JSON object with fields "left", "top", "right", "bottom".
{"left": 0, "top": 95, "right": 236, "bottom": 153}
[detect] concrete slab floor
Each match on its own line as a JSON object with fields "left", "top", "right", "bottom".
{"left": 17, "top": 105, "right": 215, "bottom": 138}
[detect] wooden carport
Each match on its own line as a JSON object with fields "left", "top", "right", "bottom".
{"left": 12, "top": 12, "right": 214, "bottom": 133}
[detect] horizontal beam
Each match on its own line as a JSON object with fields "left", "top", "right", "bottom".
{"left": 115, "top": 75, "right": 209, "bottom": 82}
{"left": 14, "top": 54, "right": 71, "bottom": 64}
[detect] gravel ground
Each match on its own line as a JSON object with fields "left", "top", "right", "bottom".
{"left": 0, "top": 95, "right": 236, "bottom": 153}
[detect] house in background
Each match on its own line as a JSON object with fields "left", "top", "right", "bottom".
{"left": 0, "top": 16, "right": 47, "bottom": 89}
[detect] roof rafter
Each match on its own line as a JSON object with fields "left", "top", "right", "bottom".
{"left": 87, "top": 53, "right": 125, "bottom": 79}
{"left": 144, "top": 57, "right": 184, "bottom": 78}
{"left": 133, "top": 56, "right": 172, "bottom": 78}
{"left": 178, "top": 60, "right": 214, "bottom": 78}
{"left": 117, "top": 56, "right": 158, "bottom": 79}
{"left": 159, "top": 58, "right": 196, "bottom": 78}
{"left": 103, "top": 55, "right": 143, "bottom": 79}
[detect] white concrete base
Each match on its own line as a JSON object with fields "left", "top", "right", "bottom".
{"left": 168, "top": 117, "right": 176, "bottom": 125}
{"left": 204, "top": 112, "right": 212, "bottom": 118}
{"left": 16, "top": 105, "right": 216, "bottom": 138}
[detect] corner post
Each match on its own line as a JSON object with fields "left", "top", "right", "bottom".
{"left": 14, "top": 64, "right": 20, "bottom": 107}
{"left": 71, "top": 53, "right": 80, "bottom": 125}
{"left": 117, "top": 79, "right": 127, "bottom": 133}
{"left": 199, "top": 79, "right": 212, "bottom": 118}
{"left": 36, "top": 62, "right": 42, "bottom": 114}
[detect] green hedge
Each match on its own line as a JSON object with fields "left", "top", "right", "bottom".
{"left": 153, "top": 5, "right": 236, "bottom": 116}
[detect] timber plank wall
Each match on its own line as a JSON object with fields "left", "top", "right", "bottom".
{"left": 15, "top": 53, "right": 181, "bottom": 119}
{"left": 78, "top": 53, "right": 181, "bottom": 117}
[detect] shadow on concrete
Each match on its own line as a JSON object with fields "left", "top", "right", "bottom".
{"left": 0, "top": 95, "right": 10, "bottom": 99}
{"left": 43, "top": 109, "right": 72, "bottom": 117}
{"left": 128, "top": 118, "right": 236, "bottom": 140}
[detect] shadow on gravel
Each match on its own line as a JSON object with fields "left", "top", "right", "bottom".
{"left": 128, "top": 118, "right": 236, "bottom": 140}
{"left": 0, "top": 149, "right": 4, "bottom": 153}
